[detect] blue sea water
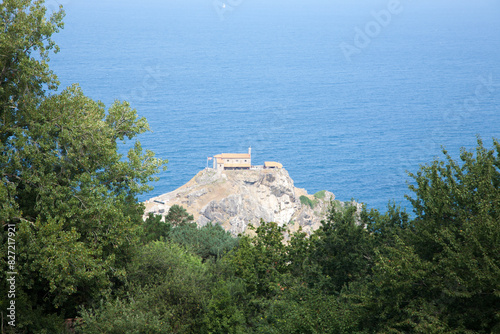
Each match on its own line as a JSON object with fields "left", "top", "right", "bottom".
{"left": 49, "top": 0, "right": 500, "bottom": 212}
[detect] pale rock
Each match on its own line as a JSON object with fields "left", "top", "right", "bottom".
{"left": 143, "top": 168, "right": 344, "bottom": 236}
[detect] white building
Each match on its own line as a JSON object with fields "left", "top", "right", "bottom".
{"left": 213, "top": 147, "right": 252, "bottom": 170}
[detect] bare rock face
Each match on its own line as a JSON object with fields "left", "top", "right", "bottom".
{"left": 144, "top": 168, "right": 340, "bottom": 236}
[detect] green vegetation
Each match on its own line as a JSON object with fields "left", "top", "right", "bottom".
{"left": 313, "top": 189, "right": 327, "bottom": 199}
{"left": 0, "top": 1, "right": 166, "bottom": 332}
{"left": 1, "top": 1, "right": 499, "bottom": 333}
{"left": 300, "top": 191, "right": 328, "bottom": 209}
{"left": 299, "top": 195, "right": 316, "bottom": 208}
{"left": 331, "top": 199, "right": 343, "bottom": 210}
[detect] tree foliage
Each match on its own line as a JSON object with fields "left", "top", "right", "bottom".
{"left": 141, "top": 212, "right": 172, "bottom": 244}
{"left": 165, "top": 204, "right": 194, "bottom": 226}
{"left": 344, "top": 139, "right": 500, "bottom": 333}
{"left": 0, "top": 83, "right": 165, "bottom": 329}
{"left": 0, "top": 0, "right": 64, "bottom": 138}
{"left": 77, "top": 241, "right": 210, "bottom": 334}
{"left": 1, "top": 1, "right": 499, "bottom": 332}
{"left": 0, "top": 0, "right": 166, "bottom": 331}
{"left": 227, "top": 221, "right": 289, "bottom": 300}
{"left": 403, "top": 138, "right": 500, "bottom": 332}
{"left": 171, "top": 222, "right": 239, "bottom": 261}
{"left": 312, "top": 204, "right": 373, "bottom": 293}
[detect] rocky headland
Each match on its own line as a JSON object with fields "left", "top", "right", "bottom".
{"left": 144, "top": 168, "right": 351, "bottom": 236}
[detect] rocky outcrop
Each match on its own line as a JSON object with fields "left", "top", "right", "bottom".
{"left": 144, "top": 168, "right": 345, "bottom": 236}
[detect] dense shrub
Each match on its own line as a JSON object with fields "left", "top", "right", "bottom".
{"left": 171, "top": 222, "right": 239, "bottom": 261}
{"left": 76, "top": 298, "right": 169, "bottom": 334}
{"left": 299, "top": 195, "right": 315, "bottom": 208}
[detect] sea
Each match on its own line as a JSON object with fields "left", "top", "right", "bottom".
{"left": 48, "top": 0, "right": 500, "bottom": 213}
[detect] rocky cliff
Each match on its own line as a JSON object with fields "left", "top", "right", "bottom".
{"left": 144, "top": 168, "right": 345, "bottom": 236}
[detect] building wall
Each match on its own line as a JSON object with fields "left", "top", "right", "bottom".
{"left": 212, "top": 149, "right": 252, "bottom": 170}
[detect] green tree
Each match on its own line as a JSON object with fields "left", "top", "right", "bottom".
{"left": 228, "top": 221, "right": 288, "bottom": 300}
{"left": 285, "top": 226, "right": 321, "bottom": 285}
{"left": 221, "top": 220, "right": 297, "bottom": 331}
{"left": 171, "top": 222, "right": 239, "bottom": 261}
{"left": 201, "top": 275, "right": 247, "bottom": 334}
{"left": 404, "top": 138, "right": 500, "bottom": 332}
{"left": 78, "top": 241, "right": 210, "bottom": 334}
{"left": 311, "top": 204, "right": 374, "bottom": 294}
{"left": 0, "top": 0, "right": 64, "bottom": 145}
{"left": 1, "top": 86, "right": 165, "bottom": 332}
{"left": 125, "top": 241, "right": 211, "bottom": 333}
{"left": 252, "top": 284, "right": 352, "bottom": 334}
{"left": 0, "top": 1, "right": 166, "bottom": 331}
{"left": 165, "top": 204, "right": 194, "bottom": 226}
{"left": 141, "top": 212, "right": 173, "bottom": 244}
{"left": 364, "top": 201, "right": 410, "bottom": 249}
{"left": 76, "top": 298, "right": 170, "bottom": 334}
{"left": 350, "top": 139, "right": 500, "bottom": 333}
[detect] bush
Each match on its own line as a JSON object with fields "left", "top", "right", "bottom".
{"left": 254, "top": 287, "right": 351, "bottom": 334}
{"left": 141, "top": 213, "right": 172, "bottom": 243}
{"left": 202, "top": 278, "right": 247, "bottom": 334}
{"left": 171, "top": 222, "right": 239, "bottom": 261}
{"left": 299, "top": 195, "right": 315, "bottom": 209}
{"left": 126, "top": 241, "right": 211, "bottom": 332}
{"left": 76, "top": 298, "right": 169, "bottom": 334}
{"left": 165, "top": 204, "right": 194, "bottom": 226}
{"left": 313, "top": 190, "right": 326, "bottom": 199}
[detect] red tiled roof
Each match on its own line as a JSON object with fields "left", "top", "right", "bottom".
{"left": 214, "top": 153, "right": 251, "bottom": 159}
